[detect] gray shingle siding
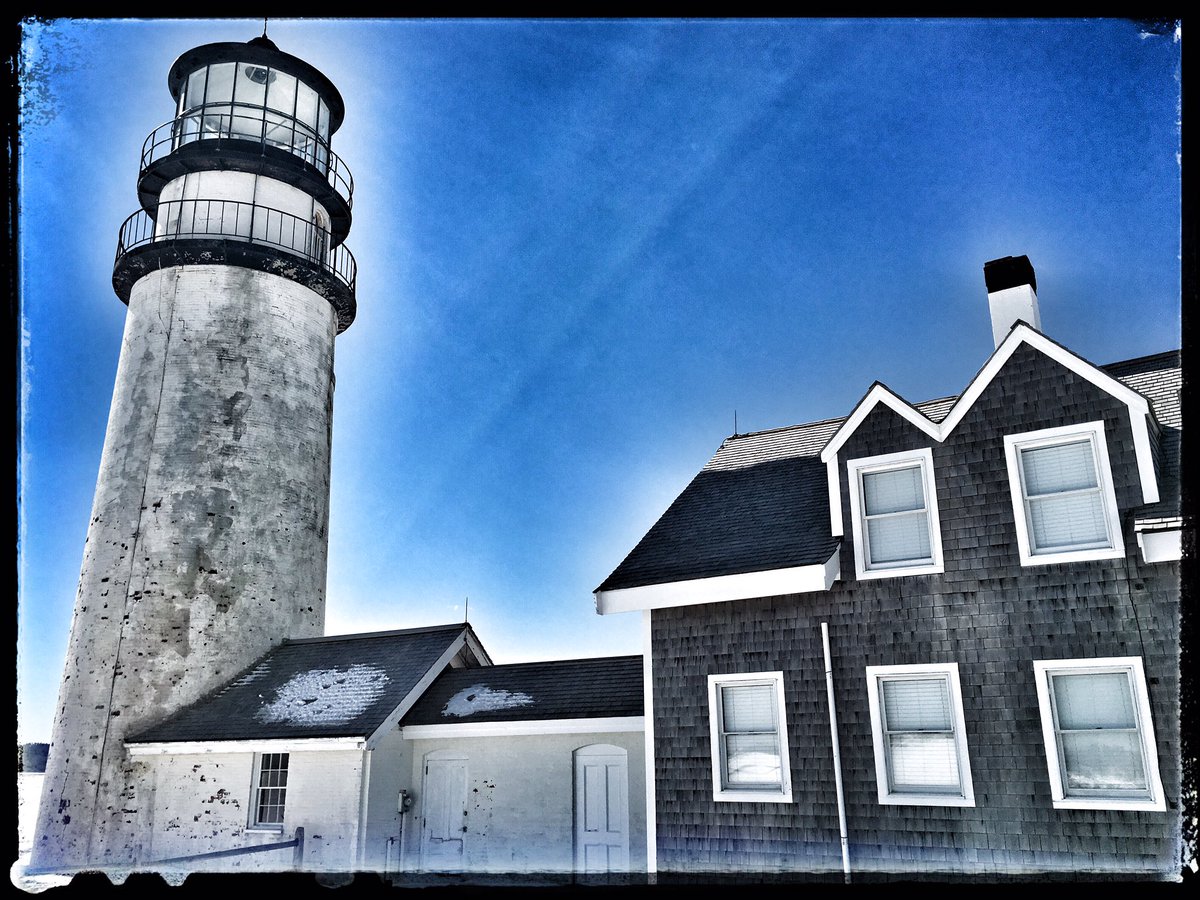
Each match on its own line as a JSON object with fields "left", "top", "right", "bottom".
{"left": 648, "top": 345, "right": 1181, "bottom": 877}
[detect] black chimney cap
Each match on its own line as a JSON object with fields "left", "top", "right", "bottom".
{"left": 984, "top": 255, "right": 1037, "bottom": 294}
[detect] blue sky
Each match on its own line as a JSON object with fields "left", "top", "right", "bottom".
{"left": 16, "top": 18, "right": 1181, "bottom": 743}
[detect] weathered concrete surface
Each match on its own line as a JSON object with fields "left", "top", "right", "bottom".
{"left": 33, "top": 264, "right": 337, "bottom": 871}
{"left": 138, "top": 749, "right": 365, "bottom": 873}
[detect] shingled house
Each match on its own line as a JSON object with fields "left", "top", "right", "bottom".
{"left": 596, "top": 256, "right": 1183, "bottom": 879}
{"left": 121, "top": 624, "right": 645, "bottom": 876}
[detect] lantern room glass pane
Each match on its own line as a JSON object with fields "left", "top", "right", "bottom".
{"left": 267, "top": 70, "right": 297, "bottom": 117}
{"left": 205, "top": 62, "right": 235, "bottom": 105}
{"left": 237, "top": 62, "right": 269, "bottom": 108}
{"left": 317, "top": 99, "right": 330, "bottom": 142}
{"left": 184, "top": 68, "right": 207, "bottom": 111}
{"left": 295, "top": 82, "right": 319, "bottom": 130}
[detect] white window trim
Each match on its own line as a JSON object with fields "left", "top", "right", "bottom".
{"left": 847, "top": 447, "right": 944, "bottom": 580}
{"left": 1003, "top": 421, "right": 1124, "bottom": 566}
{"left": 707, "top": 671, "right": 792, "bottom": 803}
{"left": 1032, "top": 656, "right": 1166, "bottom": 812}
{"left": 248, "top": 751, "right": 289, "bottom": 832}
{"left": 865, "top": 662, "right": 975, "bottom": 807}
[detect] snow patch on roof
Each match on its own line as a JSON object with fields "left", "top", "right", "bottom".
{"left": 254, "top": 664, "right": 390, "bottom": 726}
{"left": 442, "top": 684, "right": 534, "bottom": 718}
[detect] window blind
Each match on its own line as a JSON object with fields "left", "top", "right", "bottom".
{"left": 1020, "top": 439, "right": 1109, "bottom": 552}
{"left": 881, "top": 676, "right": 960, "bottom": 792}
{"left": 1051, "top": 671, "right": 1147, "bottom": 792}
{"left": 720, "top": 683, "right": 781, "bottom": 787}
{"left": 862, "top": 465, "right": 931, "bottom": 565}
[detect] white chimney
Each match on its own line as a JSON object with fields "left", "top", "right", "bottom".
{"left": 984, "top": 255, "right": 1040, "bottom": 347}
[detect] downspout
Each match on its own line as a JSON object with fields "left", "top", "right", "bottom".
{"left": 642, "top": 608, "right": 658, "bottom": 878}
{"left": 821, "top": 622, "right": 851, "bottom": 882}
{"left": 356, "top": 748, "right": 373, "bottom": 871}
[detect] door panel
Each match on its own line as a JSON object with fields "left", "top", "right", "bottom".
{"left": 420, "top": 755, "right": 468, "bottom": 871}
{"left": 574, "top": 746, "right": 629, "bottom": 873}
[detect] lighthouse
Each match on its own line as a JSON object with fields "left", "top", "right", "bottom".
{"left": 33, "top": 34, "right": 356, "bottom": 870}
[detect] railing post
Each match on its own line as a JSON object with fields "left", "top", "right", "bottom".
{"left": 293, "top": 827, "right": 305, "bottom": 869}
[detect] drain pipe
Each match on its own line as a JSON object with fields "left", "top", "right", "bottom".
{"left": 821, "top": 622, "right": 851, "bottom": 882}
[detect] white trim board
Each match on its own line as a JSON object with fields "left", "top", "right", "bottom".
{"left": 364, "top": 629, "right": 478, "bottom": 750}
{"left": 594, "top": 550, "right": 840, "bottom": 615}
{"left": 846, "top": 447, "right": 945, "bottom": 580}
{"left": 400, "top": 716, "right": 644, "bottom": 739}
{"left": 1031, "top": 656, "right": 1167, "bottom": 812}
{"left": 818, "top": 323, "right": 1160, "bottom": 537}
{"left": 1002, "top": 421, "right": 1125, "bottom": 567}
{"left": 642, "top": 609, "right": 658, "bottom": 875}
{"left": 127, "top": 736, "right": 366, "bottom": 756}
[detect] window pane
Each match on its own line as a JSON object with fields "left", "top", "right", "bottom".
{"left": 867, "top": 511, "right": 931, "bottom": 564}
{"left": 1028, "top": 492, "right": 1108, "bottom": 550}
{"left": 295, "top": 82, "right": 319, "bottom": 129}
{"left": 237, "top": 62, "right": 269, "bottom": 107}
{"left": 888, "top": 733, "right": 960, "bottom": 791}
{"left": 863, "top": 466, "right": 924, "bottom": 515}
{"left": 721, "top": 684, "right": 775, "bottom": 732}
{"left": 1052, "top": 672, "right": 1137, "bottom": 730}
{"left": 205, "top": 62, "right": 235, "bottom": 104}
{"left": 267, "top": 70, "right": 297, "bottom": 116}
{"left": 1021, "top": 440, "right": 1098, "bottom": 496}
{"left": 317, "top": 99, "right": 330, "bottom": 142}
{"left": 185, "top": 68, "right": 207, "bottom": 110}
{"left": 724, "top": 733, "right": 781, "bottom": 785}
{"left": 882, "top": 677, "right": 951, "bottom": 731}
{"left": 1061, "top": 731, "right": 1147, "bottom": 791}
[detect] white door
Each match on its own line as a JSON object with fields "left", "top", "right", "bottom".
{"left": 419, "top": 753, "right": 468, "bottom": 871}
{"left": 574, "top": 744, "right": 629, "bottom": 873}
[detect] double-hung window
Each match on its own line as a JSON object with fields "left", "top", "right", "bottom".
{"left": 1003, "top": 421, "right": 1123, "bottom": 565}
{"left": 848, "top": 448, "right": 944, "bottom": 579}
{"left": 250, "top": 752, "right": 289, "bottom": 829}
{"left": 1032, "top": 657, "right": 1165, "bottom": 811}
{"left": 707, "top": 672, "right": 792, "bottom": 802}
{"left": 865, "top": 663, "right": 975, "bottom": 806}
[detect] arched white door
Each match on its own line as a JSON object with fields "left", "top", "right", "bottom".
{"left": 574, "top": 744, "right": 629, "bottom": 873}
{"left": 419, "top": 751, "right": 468, "bottom": 872}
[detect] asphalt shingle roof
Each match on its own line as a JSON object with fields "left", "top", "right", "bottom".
{"left": 1104, "top": 350, "right": 1181, "bottom": 520}
{"left": 599, "top": 349, "right": 1180, "bottom": 592}
{"left": 128, "top": 624, "right": 474, "bottom": 743}
{"left": 401, "top": 656, "right": 643, "bottom": 725}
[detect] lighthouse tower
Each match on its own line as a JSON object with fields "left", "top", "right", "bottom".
{"left": 33, "top": 35, "right": 356, "bottom": 870}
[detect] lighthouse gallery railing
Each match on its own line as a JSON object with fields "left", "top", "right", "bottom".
{"left": 115, "top": 199, "right": 357, "bottom": 296}
{"left": 140, "top": 105, "right": 354, "bottom": 210}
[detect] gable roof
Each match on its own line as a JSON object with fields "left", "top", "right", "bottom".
{"left": 401, "top": 655, "right": 643, "bottom": 727}
{"left": 819, "top": 324, "right": 1161, "bottom": 537}
{"left": 596, "top": 340, "right": 1180, "bottom": 608}
{"left": 127, "top": 624, "right": 485, "bottom": 746}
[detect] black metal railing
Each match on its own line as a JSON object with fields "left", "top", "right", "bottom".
{"left": 141, "top": 105, "right": 353, "bottom": 209}
{"left": 147, "top": 826, "right": 305, "bottom": 868}
{"left": 115, "top": 199, "right": 356, "bottom": 296}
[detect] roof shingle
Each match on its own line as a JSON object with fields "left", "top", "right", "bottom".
{"left": 128, "top": 624, "right": 474, "bottom": 743}
{"left": 402, "top": 656, "right": 643, "bottom": 725}
{"left": 599, "top": 349, "right": 1180, "bottom": 593}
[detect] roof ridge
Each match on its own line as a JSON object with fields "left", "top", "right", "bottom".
{"left": 1101, "top": 349, "right": 1181, "bottom": 370}
{"left": 724, "top": 393, "right": 960, "bottom": 444}
{"left": 447, "top": 654, "right": 642, "bottom": 670}
{"left": 286, "top": 623, "right": 467, "bottom": 645}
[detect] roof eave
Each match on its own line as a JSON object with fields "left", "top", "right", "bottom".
{"left": 594, "top": 548, "right": 841, "bottom": 615}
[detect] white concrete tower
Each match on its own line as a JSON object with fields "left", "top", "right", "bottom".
{"left": 33, "top": 35, "right": 357, "bottom": 871}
